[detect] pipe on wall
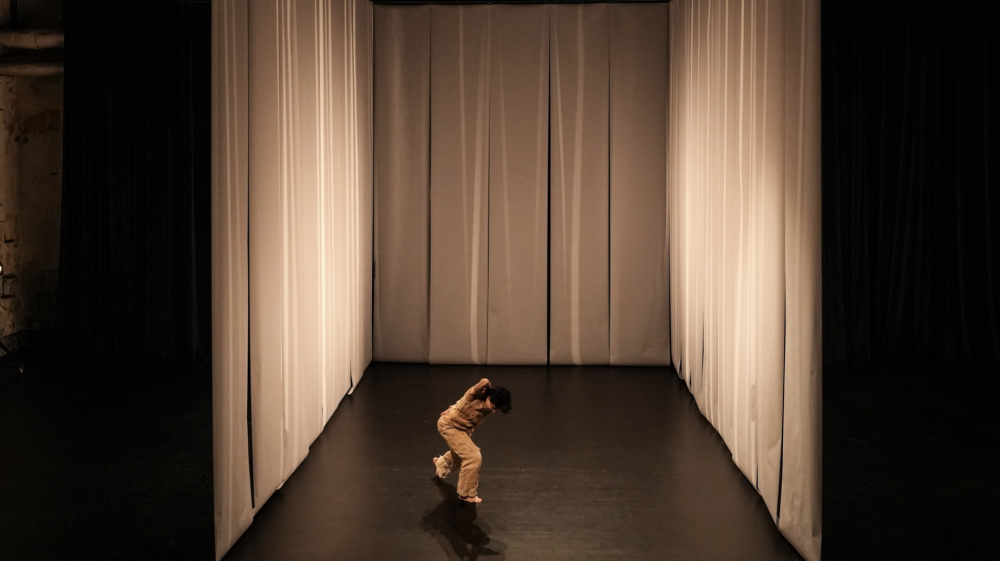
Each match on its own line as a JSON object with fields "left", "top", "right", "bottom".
{"left": 0, "top": 58, "right": 62, "bottom": 76}
{"left": 0, "top": 29, "right": 63, "bottom": 49}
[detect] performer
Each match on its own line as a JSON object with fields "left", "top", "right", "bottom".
{"left": 433, "top": 378, "right": 512, "bottom": 503}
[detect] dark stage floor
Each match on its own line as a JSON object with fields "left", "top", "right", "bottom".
{"left": 0, "top": 352, "right": 215, "bottom": 561}
{"left": 823, "top": 363, "right": 1000, "bottom": 560}
{"left": 223, "top": 363, "right": 802, "bottom": 561}
{"left": 2, "top": 354, "right": 996, "bottom": 560}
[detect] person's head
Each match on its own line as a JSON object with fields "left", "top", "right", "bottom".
{"left": 484, "top": 386, "right": 512, "bottom": 414}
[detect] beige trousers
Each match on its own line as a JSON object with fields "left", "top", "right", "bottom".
{"left": 435, "top": 416, "right": 482, "bottom": 498}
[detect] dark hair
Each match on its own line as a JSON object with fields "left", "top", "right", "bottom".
{"left": 484, "top": 386, "right": 512, "bottom": 414}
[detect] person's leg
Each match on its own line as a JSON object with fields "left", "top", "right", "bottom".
{"left": 435, "top": 418, "right": 462, "bottom": 478}
{"left": 441, "top": 429, "right": 482, "bottom": 501}
{"left": 433, "top": 451, "right": 457, "bottom": 478}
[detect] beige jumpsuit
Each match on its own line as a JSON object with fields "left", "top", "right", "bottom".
{"left": 434, "top": 389, "right": 494, "bottom": 499}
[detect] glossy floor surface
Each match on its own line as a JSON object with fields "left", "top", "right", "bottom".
{"left": 4, "top": 354, "right": 994, "bottom": 560}
{"left": 224, "top": 363, "right": 802, "bottom": 561}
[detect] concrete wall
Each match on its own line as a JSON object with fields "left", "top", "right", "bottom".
{"left": 0, "top": 0, "right": 63, "bottom": 351}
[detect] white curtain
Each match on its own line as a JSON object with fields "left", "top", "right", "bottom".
{"left": 429, "top": 5, "right": 491, "bottom": 364}
{"left": 488, "top": 5, "right": 550, "bottom": 365}
{"left": 211, "top": 0, "right": 252, "bottom": 554}
{"left": 668, "top": 1, "right": 822, "bottom": 559}
{"left": 372, "top": 3, "right": 673, "bottom": 367}
{"left": 372, "top": 4, "right": 431, "bottom": 363}
{"left": 548, "top": 4, "right": 611, "bottom": 365}
{"left": 610, "top": 3, "right": 671, "bottom": 365}
{"left": 212, "top": 0, "right": 373, "bottom": 558}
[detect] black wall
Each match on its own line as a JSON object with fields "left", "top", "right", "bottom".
{"left": 60, "top": 1, "right": 212, "bottom": 362}
{"left": 822, "top": 0, "right": 1000, "bottom": 368}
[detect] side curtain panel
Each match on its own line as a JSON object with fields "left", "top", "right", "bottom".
{"left": 777, "top": 1, "right": 822, "bottom": 556}
{"left": 211, "top": 0, "right": 252, "bottom": 557}
{"left": 355, "top": 0, "right": 374, "bottom": 382}
{"left": 667, "top": 1, "right": 821, "bottom": 560}
{"left": 246, "top": 0, "right": 287, "bottom": 512}
{"left": 214, "top": 1, "right": 373, "bottom": 558}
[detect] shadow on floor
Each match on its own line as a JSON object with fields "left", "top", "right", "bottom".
{"left": 421, "top": 477, "right": 507, "bottom": 561}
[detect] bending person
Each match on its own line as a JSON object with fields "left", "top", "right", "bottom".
{"left": 433, "top": 378, "right": 512, "bottom": 503}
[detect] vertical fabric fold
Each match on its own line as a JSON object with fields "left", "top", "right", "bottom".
{"left": 354, "top": 0, "right": 374, "bottom": 386}
{"left": 372, "top": 4, "right": 431, "bottom": 362}
{"left": 777, "top": 1, "right": 822, "bottom": 558}
{"left": 549, "top": 3, "right": 610, "bottom": 366}
{"left": 214, "top": 1, "right": 373, "bottom": 558}
{"left": 211, "top": 1, "right": 253, "bottom": 557}
{"left": 487, "top": 5, "right": 549, "bottom": 365}
{"left": 429, "top": 5, "right": 491, "bottom": 364}
{"left": 756, "top": 0, "right": 790, "bottom": 526}
{"left": 609, "top": 3, "right": 671, "bottom": 366}
{"left": 246, "top": 0, "right": 285, "bottom": 517}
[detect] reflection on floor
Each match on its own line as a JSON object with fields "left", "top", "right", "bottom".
{"left": 224, "top": 363, "right": 802, "bottom": 561}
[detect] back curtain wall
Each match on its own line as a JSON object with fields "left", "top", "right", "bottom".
{"left": 372, "top": 3, "right": 672, "bottom": 366}
{"left": 372, "top": 2, "right": 821, "bottom": 560}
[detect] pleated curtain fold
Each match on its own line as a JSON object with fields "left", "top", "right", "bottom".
{"left": 212, "top": 0, "right": 373, "bottom": 558}
{"left": 668, "top": 1, "right": 822, "bottom": 560}
{"left": 488, "top": 5, "right": 550, "bottom": 365}
{"left": 429, "top": 5, "right": 492, "bottom": 364}
{"left": 373, "top": 3, "right": 673, "bottom": 367}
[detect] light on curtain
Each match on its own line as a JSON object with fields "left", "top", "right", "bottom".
{"left": 211, "top": 0, "right": 373, "bottom": 558}
{"left": 211, "top": 0, "right": 251, "bottom": 554}
{"left": 373, "top": 3, "right": 673, "bottom": 367}
{"left": 372, "top": 4, "right": 431, "bottom": 363}
{"left": 429, "top": 5, "right": 491, "bottom": 364}
{"left": 667, "top": 1, "right": 822, "bottom": 559}
{"left": 609, "top": 3, "right": 671, "bottom": 365}
{"left": 488, "top": 5, "right": 549, "bottom": 365}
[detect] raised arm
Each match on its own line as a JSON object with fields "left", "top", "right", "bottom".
{"left": 465, "top": 378, "right": 491, "bottom": 401}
